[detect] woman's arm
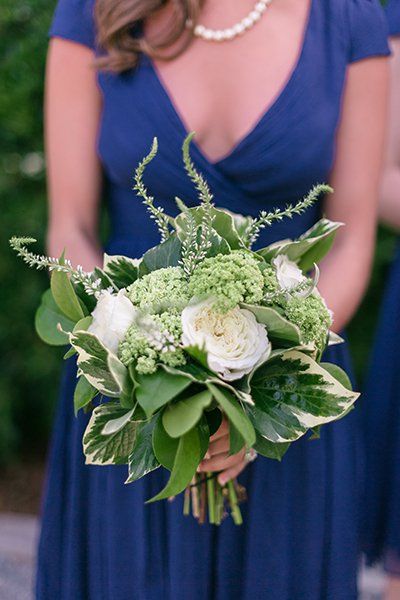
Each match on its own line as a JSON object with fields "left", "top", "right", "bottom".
{"left": 379, "top": 37, "right": 400, "bottom": 230}
{"left": 319, "top": 57, "right": 390, "bottom": 331}
{"left": 45, "top": 38, "right": 103, "bottom": 270}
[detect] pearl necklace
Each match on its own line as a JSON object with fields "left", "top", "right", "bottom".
{"left": 189, "top": 0, "right": 272, "bottom": 42}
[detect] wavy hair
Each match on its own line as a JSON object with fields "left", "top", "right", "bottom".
{"left": 95, "top": 0, "right": 202, "bottom": 72}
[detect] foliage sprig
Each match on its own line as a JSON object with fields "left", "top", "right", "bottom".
{"left": 9, "top": 237, "right": 111, "bottom": 296}
{"left": 133, "top": 138, "right": 171, "bottom": 243}
{"left": 244, "top": 184, "right": 333, "bottom": 247}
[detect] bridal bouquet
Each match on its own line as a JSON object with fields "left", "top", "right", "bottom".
{"left": 11, "top": 134, "right": 358, "bottom": 525}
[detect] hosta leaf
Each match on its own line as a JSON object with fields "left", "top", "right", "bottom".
{"left": 253, "top": 432, "right": 290, "bottom": 461}
{"left": 103, "top": 254, "right": 141, "bottom": 288}
{"left": 51, "top": 270, "right": 86, "bottom": 322}
{"left": 140, "top": 234, "right": 182, "bottom": 275}
{"left": 125, "top": 419, "right": 160, "bottom": 483}
{"left": 83, "top": 403, "right": 138, "bottom": 465}
{"left": 207, "top": 384, "right": 256, "bottom": 448}
{"left": 147, "top": 423, "right": 205, "bottom": 503}
{"left": 136, "top": 369, "right": 192, "bottom": 417}
{"left": 248, "top": 350, "right": 359, "bottom": 443}
{"left": 162, "top": 390, "right": 213, "bottom": 438}
{"left": 35, "top": 289, "right": 75, "bottom": 346}
{"left": 73, "top": 376, "right": 97, "bottom": 415}
{"left": 241, "top": 304, "right": 302, "bottom": 346}
{"left": 70, "top": 330, "right": 127, "bottom": 397}
{"left": 257, "top": 219, "right": 343, "bottom": 271}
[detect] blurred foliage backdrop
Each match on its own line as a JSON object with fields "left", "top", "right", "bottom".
{"left": 0, "top": 1, "right": 398, "bottom": 464}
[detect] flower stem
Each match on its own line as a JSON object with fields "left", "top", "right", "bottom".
{"left": 206, "top": 472, "right": 216, "bottom": 524}
{"left": 183, "top": 486, "right": 191, "bottom": 516}
{"left": 227, "top": 480, "right": 243, "bottom": 526}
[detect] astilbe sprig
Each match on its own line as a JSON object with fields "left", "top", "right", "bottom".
{"left": 133, "top": 137, "right": 171, "bottom": 243}
{"left": 244, "top": 184, "right": 333, "bottom": 247}
{"left": 9, "top": 237, "right": 111, "bottom": 296}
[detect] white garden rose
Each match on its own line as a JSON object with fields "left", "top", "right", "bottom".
{"left": 181, "top": 299, "right": 271, "bottom": 381}
{"left": 88, "top": 289, "right": 137, "bottom": 354}
{"left": 272, "top": 254, "right": 305, "bottom": 291}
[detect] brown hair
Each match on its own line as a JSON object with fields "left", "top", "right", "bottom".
{"left": 95, "top": 0, "right": 202, "bottom": 72}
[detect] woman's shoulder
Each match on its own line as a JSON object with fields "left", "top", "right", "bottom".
{"left": 319, "top": 0, "right": 390, "bottom": 63}
{"left": 49, "top": 0, "right": 97, "bottom": 50}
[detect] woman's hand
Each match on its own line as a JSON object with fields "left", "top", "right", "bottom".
{"left": 197, "top": 417, "right": 251, "bottom": 486}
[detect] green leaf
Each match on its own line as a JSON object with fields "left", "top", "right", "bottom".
{"left": 152, "top": 416, "right": 179, "bottom": 469}
{"left": 205, "top": 409, "right": 222, "bottom": 437}
{"left": 175, "top": 206, "right": 244, "bottom": 249}
{"left": 136, "top": 369, "right": 192, "bottom": 417}
{"left": 248, "top": 350, "right": 359, "bottom": 443}
{"left": 103, "top": 254, "right": 141, "bottom": 289}
{"left": 125, "top": 419, "right": 160, "bottom": 483}
{"left": 73, "top": 316, "right": 93, "bottom": 333}
{"left": 102, "top": 407, "right": 136, "bottom": 435}
{"left": 162, "top": 390, "right": 213, "bottom": 438}
{"left": 253, "top": 432, "right": 290, "bottom": 461}
{"left": 207, "top": 384, "right": 256, "bottom": 448}
{"left": 51, "top": 270, "right": 86, "bottom": 322}
{"left": 70, "top": 330, "right": 128, "bottom": 397}
{"left": 257, "top": 219, "right": 343, "bottom": 271}
{"left": 73, "top": 376, "right": 97, "bottom": 415}
{"left": 140, "top": 234, "right": 182, "bottom": 274}
{"left": 83, "top": 403, "right": 138, "bottom": 465}
{"left": 229, "top": 423, "right": 245, "bottom": 455}
{"left": 320, "top": 362, "right": 353, "bottom": 391}
{"left": 147, "top": 424, "right": 204, "bottom": 503}
{"left": 35, "top": 289, "right": 75, "bottom": 346}
{"left": 241, "top": 304, "right": 302, "bottom": 346}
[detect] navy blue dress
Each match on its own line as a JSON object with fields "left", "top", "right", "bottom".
{"left": 362, "top": 1, "right": 400, "bottom": 576}
{"left": 37, "top": 1, "right": 390, "bottom": 598}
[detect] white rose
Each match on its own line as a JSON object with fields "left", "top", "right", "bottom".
{"left": 181, "top": 299, "right": 271, "bottom": 381}
{"left": 273, "top": 254, "right": 305, "bottom": 291}
{"left": 88, "top": 289, "right": 137, "bottom": 354}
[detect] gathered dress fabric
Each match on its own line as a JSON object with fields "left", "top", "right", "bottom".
{"left": 37, "top": 1, "right": 390, "bottom": 598}
{"left": 361, "top": 2, "right": 400, "bottom": 574}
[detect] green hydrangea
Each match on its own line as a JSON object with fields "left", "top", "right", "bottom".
{"left": 262, "top": 264, "right": 279, "bottom": 295}
{"left": 284, "top": 294, "right": 333, "bottom": 350}
{"left": 127, "top": 267, "right": 189, "bottom": 314}
{"left": 188, "top": 250, "right": 264, "bottom": 312}
{"left": 119, "top": 311, "right": 186, "bottom": 375}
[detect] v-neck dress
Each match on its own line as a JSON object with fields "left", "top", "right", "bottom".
{"left": 361, "top": 0, "right": 400, "bottom": 576}
{"left": 37, "top": 2, "right": 390, "bottom": 599}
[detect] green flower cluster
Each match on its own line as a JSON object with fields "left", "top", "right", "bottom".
{"left": 119, "top": 312, "right": 186, "bottom": 375}
{"left": 127, "top": 267, "right": 189, "bottom": 314}
{"left": 188, "top": 250, "right": 264, "bottom": 312}
{"left": 284, "top": 294, "right": 332, "bottom": 351}
{"left": 262, "top": 264, "right": 279, "bottom": 295}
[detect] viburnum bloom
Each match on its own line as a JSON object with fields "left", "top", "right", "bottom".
{"left": 181, "top": 298, "right": 271, "bottom": 381}
{"left": 272, "top": 254, "right": 305, "bottom": 291}
{"left": 88, "top": 289, "right": 137, "bottom": 354}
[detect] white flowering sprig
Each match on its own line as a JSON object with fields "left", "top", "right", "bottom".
{"left": 9, "top": 237, "right": 114, "bottom": 297}
{"left": 244, "top": 184, "right": 333, "bottom": 247}
{"left": 133, "top": 137, "right": 171, "bottom": 243}
{"left": 182, "top": 133, "right": 214, "bottom": 262}
{"left": 175, "top": 196, "right": 211, "bottom": 278}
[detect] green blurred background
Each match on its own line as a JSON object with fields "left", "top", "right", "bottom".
{"left": 0, "top": 1, "right": 398, "bottom": 469}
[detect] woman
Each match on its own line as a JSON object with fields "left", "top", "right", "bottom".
{"left": 362, "top": 2, "right": 400, "bottom": 599}
{"left": 37, "top": 1, "right": 389, "bottom": 598}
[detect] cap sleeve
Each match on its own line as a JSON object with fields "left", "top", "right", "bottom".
{"left": 385, "top": 0, "right": 400, "bottom": 36}
{"left": 49, "top": 0, "right": 96, "bottom": 49}
{"left": 348, "top": 0, "right": 391, "bottom": 63}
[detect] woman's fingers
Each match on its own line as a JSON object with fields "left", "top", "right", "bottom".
{"left": 210, "top": 418, "right": 229, "bottom": 442}
{"left": 206, "top": 435, "right": 230, "bottom": 457}
{"left": 218, "top": 459, "right": 247, "bottom": 486}
{"left": 199, "top": 449, "right": 245, "bottom": 473}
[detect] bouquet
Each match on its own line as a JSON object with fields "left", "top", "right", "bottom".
{"left": 10, "top": 134, "right": 359, "bottom": 525}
